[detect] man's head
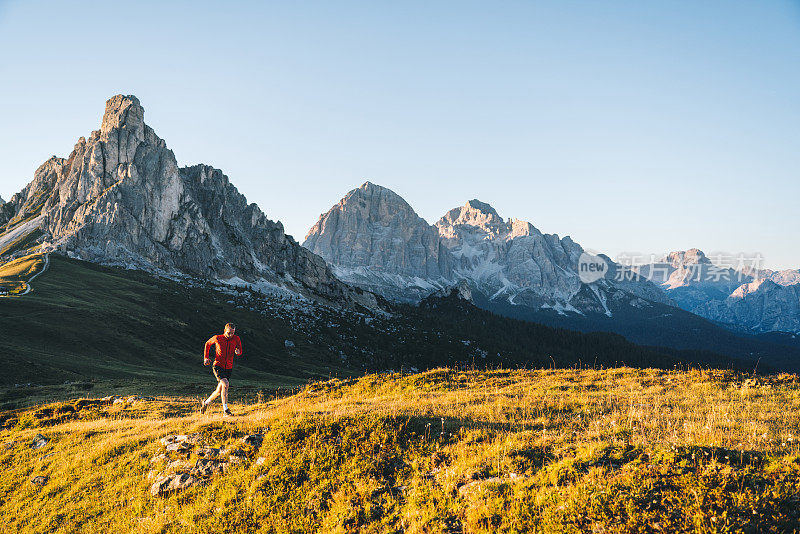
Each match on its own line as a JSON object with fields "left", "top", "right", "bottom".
{"left": 224, "top": 323, "right": 236, "bottom": 338}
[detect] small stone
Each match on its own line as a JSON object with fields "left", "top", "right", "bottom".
{"left": 165, "top": 442, "right": 191, "bottom": 453}
{"left": 161, "top": 433, "right": 203, "bottom": 448}
{"left": 196, "top": 447, "right": 220, "bottom": 458}
{"left": 150, "top": 473, "right": 206, "bottom": 497}
{"left": 166, "top": 460, "right": 193, "bottom": 473}
{"left": 241, "top": 434, "right": 264, "bottom": 449}
{"left": 457, "top": 476, "right": 520, "bottom": 496}
{"left": 113, "top": 398, "right": 126, "bottom": 405}
{"left": 228, "top": 450, "right": 248, "bottom": 464}
{"left": 31, "top": 434, "right": 48, "bottom": 449}
{"left": 255, "top": 457, "right": 265, "bottom": 466}
{"left": 184, "top": 433, "right": 204, "bottom": 445}
{"left": 31, "top": 476, "right": 48, "bottom": 486}
{"left": 160, "top": 435, "right": 184, "bottom": 446}
{"left": 192, "top": 459, "right": 227, "bottom": 477}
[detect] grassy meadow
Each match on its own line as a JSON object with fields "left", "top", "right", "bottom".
{"left": 3, "top": 367, "right": 800, "bottom": 533}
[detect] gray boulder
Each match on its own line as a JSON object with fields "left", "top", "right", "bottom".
{"left": 150, "top": 473, "right": 206, "bottom": 496}
{"left": 192, "top": 459, "right": 228, "bottom": 477}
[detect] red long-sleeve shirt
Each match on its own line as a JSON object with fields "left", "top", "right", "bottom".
{"left": 204, "top": 334, "right": 242, "bottom": 369}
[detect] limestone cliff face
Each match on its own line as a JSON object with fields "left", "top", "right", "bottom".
{"left": 435, "top": 200, "right": 669, "bottom": 313}
{"left": 0, "top": 95, "right": 368, "bottom": 304}
{"left": 304, "top": 184, "right": 670, "bottom": 314}
{"left": 303, "top": 182, "right": 453, "bottom": 301}
{"left": 435, "top": 200, "right": 584, "bottom": 309}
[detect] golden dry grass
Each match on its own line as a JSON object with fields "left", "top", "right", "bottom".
{"left": 0, "top": 253, "right": 44, "bottom": 295}
{"left": 2, "top": 367, "right": 800, "bottom": 533}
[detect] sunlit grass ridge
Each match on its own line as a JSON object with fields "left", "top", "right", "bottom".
{"left": 2, "top": 367, "right": 800, "bottom": 532}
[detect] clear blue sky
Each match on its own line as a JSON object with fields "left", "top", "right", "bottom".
{"left": 1, "top": 1, "right": 798, "bottom": 269}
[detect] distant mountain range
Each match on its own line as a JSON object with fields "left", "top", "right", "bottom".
{"left": 304, "top": 183, "right": 800, "bottom": 336}
{"left": 635, "top": 249, "right": 800, "bottom": 333}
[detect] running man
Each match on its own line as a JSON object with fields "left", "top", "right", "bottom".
{"left": 199, "top": 322, "right": 243, "bottom": 416}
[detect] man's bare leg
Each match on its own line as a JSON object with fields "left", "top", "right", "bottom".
{"left": 204, "top": 381, "right": 223, "bottom": 405}
{"left": 221, "top": 378, "right": 229, "bottom": 407}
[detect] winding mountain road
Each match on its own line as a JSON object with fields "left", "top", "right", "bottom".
{"left": 18, "top": 253, "right": 50, "bottom": 296}
{"left": 1, "top": 252, "right": 50, "bottom": 298}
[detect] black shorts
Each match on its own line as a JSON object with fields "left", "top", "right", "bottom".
{"left": 212, "top": 365, "right": 232, "bottom": 382}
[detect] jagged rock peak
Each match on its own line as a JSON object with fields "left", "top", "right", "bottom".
{"left": 439, "top": 199, "right": 503, "bottom": 226}
{"left": 436, "top": 200, "right": 545, "bottom": 243}
{"left": 101, "top": 94, "right": 145, "bottom": 134}
{"left": 305, "top": 182, "right": 422, "bottom": 244}
{"left": 465, "top": 199, "right": 500, "bottom": 218}
{"left": 359, "top": 180, "right": 385, "bottom": 192}
{"left": 664, "top": 248, "right": 710, "bottom": 266}
{"left": 730, "top": 278, "right": 779, "bottom": 299}
{"left": 353, "top": 181, "right": 417, "bottom": 211}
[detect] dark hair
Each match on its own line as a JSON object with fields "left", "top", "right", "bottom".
{"left": 225, "top": 323, "right": 236, "bottom": 331}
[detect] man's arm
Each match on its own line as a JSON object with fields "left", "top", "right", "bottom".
{"left": 235, "top": 337, "right": 243, "bottom": 357}
{"left": 203, "top": 337, "right": 216, "bottom": 365}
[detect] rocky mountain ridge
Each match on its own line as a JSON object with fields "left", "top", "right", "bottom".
{"left": 304, "top": 182, "right": 670, "bottom": 316}
{"left": 0, "top": 95, "right": 373, "bottom": 306}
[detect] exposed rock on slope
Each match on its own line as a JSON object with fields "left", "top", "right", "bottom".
{"left": 763, "top": 269, "right": 800, "bottom": 287}
{"left": 0, "top": 95, "right": 369, "bottom": 304}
